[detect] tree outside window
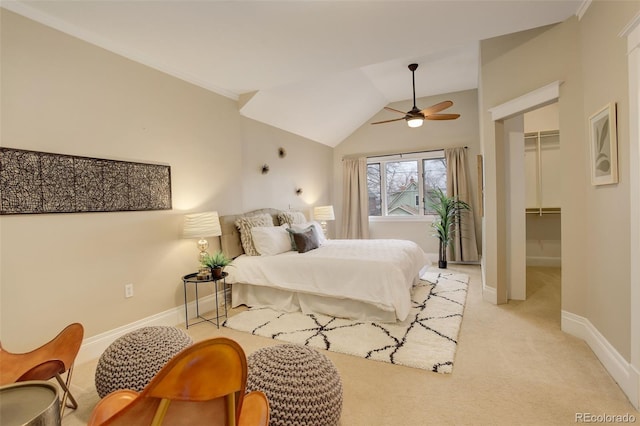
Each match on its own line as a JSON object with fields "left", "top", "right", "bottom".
{"left": 423, "top": 158, "right": 447, "bottom": 214}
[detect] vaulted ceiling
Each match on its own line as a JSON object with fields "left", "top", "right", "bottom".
{"left": 2, "top": 1, "right": 582, "bottom": 146}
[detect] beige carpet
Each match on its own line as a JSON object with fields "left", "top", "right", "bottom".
{"left": 62, "top": 265, "right": 639, "bottom": 425}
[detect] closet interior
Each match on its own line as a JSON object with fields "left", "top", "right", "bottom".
{"left": 524, "top": 104, "right": 561, "bottom": 268}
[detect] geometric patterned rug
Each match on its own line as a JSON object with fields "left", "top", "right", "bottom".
{"left": 223, "top": 269, "right": 469, "bottom": 373}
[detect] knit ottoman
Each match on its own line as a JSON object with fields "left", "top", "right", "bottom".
{"left": 95, "top": 326, "right": 193, "bottom": 398}
{"left": 247, "top": 344, "right": 343, "bottom": 426}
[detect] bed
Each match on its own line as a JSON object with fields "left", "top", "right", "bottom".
{"left": 220, "top": 208, "right": 429, "bottom": 322}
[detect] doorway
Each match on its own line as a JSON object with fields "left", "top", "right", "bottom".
{"left": 488, "top": 81, "right": 562, "bottom": 304}
{"left": 496, "top": 101, "right": 563, "bottom": 330}
{"left": 502, "top": 103, "right": 562, "bottom": 303}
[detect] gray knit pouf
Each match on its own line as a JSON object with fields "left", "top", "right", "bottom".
{"left": 247, "top": 344, "right": 343, "bottom": 426}
{"left": 95, "top": 326, "right": 193, "bottom": 398}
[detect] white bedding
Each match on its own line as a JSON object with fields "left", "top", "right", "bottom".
{"left": 227, "top": 239, "right": 428, "bottom": 321}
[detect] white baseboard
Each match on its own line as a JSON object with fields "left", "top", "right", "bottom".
{"left": 562, "top": 310, "right": 639, "bottom": 408}
{"left": 526, "top": 256, "right": 561, "bottom": 267}
{"left": 76, "top": 291, "right": 225, "bottom": 365}
{"left": 482, "top": 283, "right": 498, "bottom": 304}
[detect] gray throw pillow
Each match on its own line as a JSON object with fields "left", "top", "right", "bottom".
{"left": 290, "top": 227, "right": 320, "bottom": 253}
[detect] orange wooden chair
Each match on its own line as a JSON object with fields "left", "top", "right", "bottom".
{"left": 87, "top": 337, "right": 269, "bottom": 426}
{"left": 0, "top": 322, "right": 84, "bottom": 417}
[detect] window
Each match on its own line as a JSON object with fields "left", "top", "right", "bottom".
{"left": 367, "top": 151, "right": 447, "bottom": 217}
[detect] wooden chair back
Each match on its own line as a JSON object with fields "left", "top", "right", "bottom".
{"left": 0, "top": 323, "right": 84, "bottom": 416}
{"left": 89, "top": 337, "right": 267, "bottom": 426}
{"left": 0, "top": 322, "right": 84, "bottom": 385}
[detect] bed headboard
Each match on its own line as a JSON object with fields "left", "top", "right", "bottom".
{"left": 219, "top": 208, "right": 282, "bottom": 258}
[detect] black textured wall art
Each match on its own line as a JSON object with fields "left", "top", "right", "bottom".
{"left": 0, "top": 148, "right": 172, "bottom": 214}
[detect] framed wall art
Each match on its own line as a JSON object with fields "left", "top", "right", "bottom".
{"left": 0, "top": 148, "right": 172, "bottom": 215}
{"left": 477, "top": 154, "right": 484, "bottom": 217}
{"left": 588, "top": 102, "right": 618, "bottom": 186}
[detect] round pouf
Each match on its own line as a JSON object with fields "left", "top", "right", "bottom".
{"left": 95, "top": 326, "right": 193, "bottom": 398}
{"left": 247, "top": 344, "right": 343, "bottom": 426}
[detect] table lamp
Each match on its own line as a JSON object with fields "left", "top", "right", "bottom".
{"left": 313, "top": 205, "right": 335, "bottom": 237}
{"left": 182, "top": 211, "right": 222, "bottom": 278}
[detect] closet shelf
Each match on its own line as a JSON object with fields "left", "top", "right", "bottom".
{"left": 526, "top": 207, "right": 561, "bottom": 215}
{"left": 524, "top": 130, "right": 560, "bottom": 139}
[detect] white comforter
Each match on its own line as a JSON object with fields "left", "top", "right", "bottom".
{"left": 227, "top": 239, "right": 428, "bottom": 321}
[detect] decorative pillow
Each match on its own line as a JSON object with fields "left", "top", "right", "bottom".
{"left": 277, "top": 211, "right": 307, "bottom": 226}
{"left": 251, "top": 225, "right": 292, "bottom": 256}
{"left": 235, "top": 214, "right": 274, "bottom": 256}
{"left": 290, "top": 221, "right": 326, "bottom": 245}
{"left": 290, "top": 227, "right": 320, "bottom": 254}
{"left": 285, "top": 226, "right": 308, "bottom": 251}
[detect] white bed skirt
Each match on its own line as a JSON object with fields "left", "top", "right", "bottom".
{"left": 231, "top": 282, "right": 401, "bottom": 323}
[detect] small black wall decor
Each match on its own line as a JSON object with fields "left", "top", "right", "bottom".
{"left": 0, "top": 148, "right": 172, "bottom": 215}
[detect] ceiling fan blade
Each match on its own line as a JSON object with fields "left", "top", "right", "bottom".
{"left": 425, "top": 113, "right": 460, "bottom": 120}
{"left": 420, "top": 100, "right": 454, "bottom": 116}
{"left": 384, "top": 106, "right": 407, "bottom": 115}
{"left": 371, "top": 117, "right": 406, "bottom": 125}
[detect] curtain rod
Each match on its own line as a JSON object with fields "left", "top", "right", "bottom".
{"left": 346, "top": 146, "right": 468, "bottom": 161}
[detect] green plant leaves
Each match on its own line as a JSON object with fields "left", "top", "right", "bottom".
{"left": 425, "top": 187, "right": 470, "bottom": 248}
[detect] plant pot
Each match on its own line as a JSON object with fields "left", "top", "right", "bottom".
{"left": 211, "top": 267, "right": 223, "bottom": 279}
{"left": 438, "top": 240, "right": 447, "bottom": 269}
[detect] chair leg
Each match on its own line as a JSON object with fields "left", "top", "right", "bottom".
{"left": 55, "top": 367, "right": 78, "bottom": 417}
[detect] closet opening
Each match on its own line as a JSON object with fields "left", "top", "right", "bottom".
{"left": 523, "top": 103, "right": 561, "bottom": 317}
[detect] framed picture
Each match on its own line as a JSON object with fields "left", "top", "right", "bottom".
{"left": 588, "top": 102, "right": 618, "bottom": 186}
{"left": 477, "top": 154, "right": 483, "bottom": 217}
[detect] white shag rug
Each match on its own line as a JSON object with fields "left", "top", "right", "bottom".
{"left": 223, "top": 269, "right": 469, "bottom": 373}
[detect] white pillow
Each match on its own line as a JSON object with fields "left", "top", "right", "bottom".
{"left": 251, "top": 225, "right": 292, "bottom": 256}
{"left": 291, "top": 221, "right": 326, "bottom": 245}
{"left": 235, "top": 213, "right": 274, "bottom": 256}
{"left": 277, "top": 211, "right": 307, "bottom": 226}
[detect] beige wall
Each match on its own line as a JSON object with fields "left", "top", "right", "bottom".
{"left": 0, "top": 10, "right": 332, "bottom": 349}
{"left": 479, "top": 21, "right": 584, "bottom": 306}
{"left": 578, "top": 0, "right": 636, "bottom": 360}
{"left": 479, "top": 0, "right": 639, "bottom": 360}
{"left": 333, "top": 89, "right": 481, "bottom": 256}
{"left": 239, "top": 117, "right": 333, "bottom": 220}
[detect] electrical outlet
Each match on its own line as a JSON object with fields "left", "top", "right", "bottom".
{"left": 124, "top": 283, "right": 134, "bottom": 298}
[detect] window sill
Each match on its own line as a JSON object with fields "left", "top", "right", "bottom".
{"left": 369, "top": 216, "right": 436, "bottom": 223}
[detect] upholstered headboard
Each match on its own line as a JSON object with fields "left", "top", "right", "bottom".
{"left": 219, "top": 208, "right": 282, "bottom": 259}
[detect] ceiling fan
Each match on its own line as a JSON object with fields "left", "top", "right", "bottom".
{"left": 371, "top": 63, "right": 460, "bottom": 128}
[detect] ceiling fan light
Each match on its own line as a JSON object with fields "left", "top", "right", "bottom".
{"left": 407, "top": 117, "right": 423, "bottom": 128}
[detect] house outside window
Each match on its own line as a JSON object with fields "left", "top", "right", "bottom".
{"left": 367, "top": 151, "right": 447, "bottom": 217}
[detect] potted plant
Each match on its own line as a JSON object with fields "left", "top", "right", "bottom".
{"left": 201, "top": 251, "right": 233, "bottom": 279}
{"left": 426, "top": 188, "right": 470, "bottom": 269}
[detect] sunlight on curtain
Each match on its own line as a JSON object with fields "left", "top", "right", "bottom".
{"left": 445, "top": 148, "right": 479, "bottom": 262}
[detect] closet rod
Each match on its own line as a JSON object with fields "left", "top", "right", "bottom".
{"left": 524, "top": 132, "right": 560, "bottom": 139}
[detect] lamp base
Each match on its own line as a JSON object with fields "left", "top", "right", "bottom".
{"left": 320, "top": 221, "right": 328, "bottom": 238}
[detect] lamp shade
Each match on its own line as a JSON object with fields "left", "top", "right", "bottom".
{"left": 182, "top": 211, "right": 222, "bottom": 239}
{"left": 313, "top": 205, "right": 335, "bottom": 221}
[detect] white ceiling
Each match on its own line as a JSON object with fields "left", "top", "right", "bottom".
{"left": 2, "top": 0, "right": 582, "bottom": 147}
